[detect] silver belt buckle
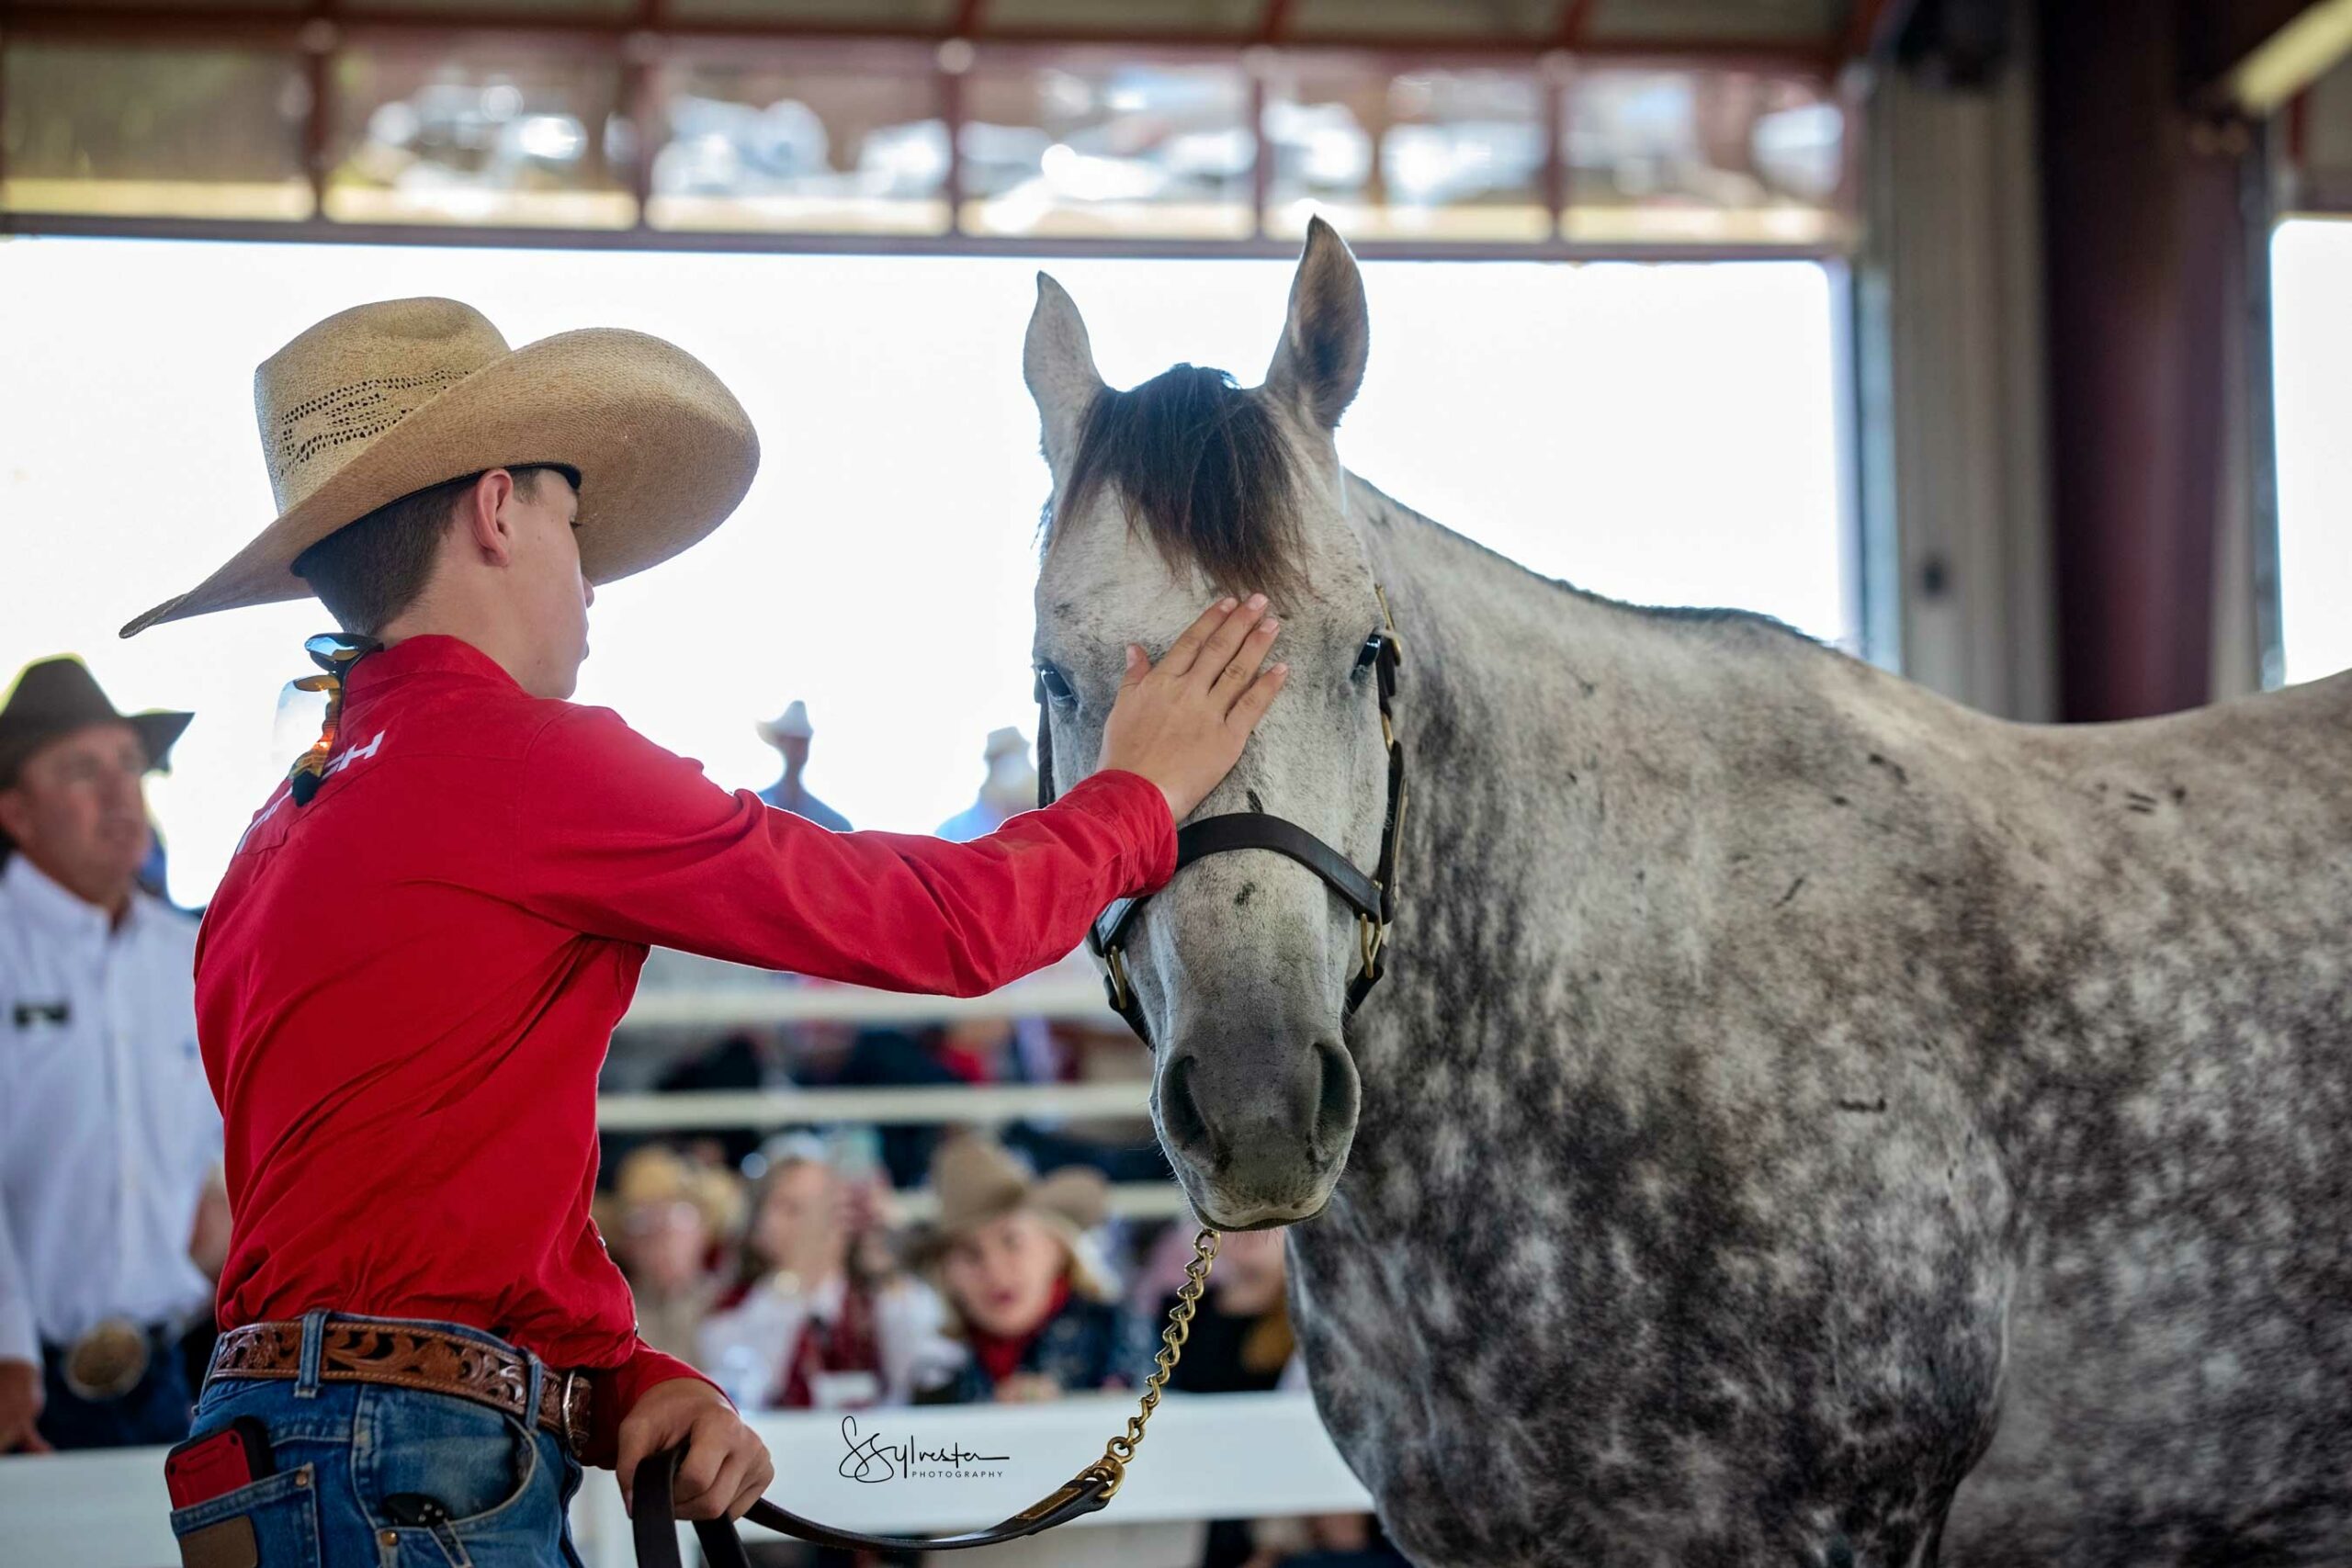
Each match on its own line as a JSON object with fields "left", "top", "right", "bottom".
{"left": 62, "top": 1318, "right": 152, "bottom": 1401}
{"left": 560, "top": 1367, "right": 587, "bottom": 1454}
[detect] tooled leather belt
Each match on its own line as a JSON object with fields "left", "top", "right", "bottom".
{"left": 208, "top": 1320, "right": 594, "bottom": 1456}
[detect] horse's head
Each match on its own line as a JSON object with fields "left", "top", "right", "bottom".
{"left": 1024, "top": 220, "right": 1388, "bottom": 1230}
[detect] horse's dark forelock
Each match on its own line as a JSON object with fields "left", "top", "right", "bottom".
{"left": 1053, "top": 364, "right": 1306, "bottom": 603}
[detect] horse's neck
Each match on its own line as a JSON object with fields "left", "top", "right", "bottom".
{"left": 1363, "top": 484, "right": 1806, "bottom": 828}
{"left": 1352, "top": 483, "right": 1838, "bottom": 1066}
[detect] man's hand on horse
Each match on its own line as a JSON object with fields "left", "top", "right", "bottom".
{"left": 1099, "top": 592, "right": 1289, "bottom": 821}
{"left": 616, "top": 1376, "right": 774, "bottom": 1522}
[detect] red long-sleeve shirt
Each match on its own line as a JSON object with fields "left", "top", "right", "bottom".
{"left": 195, "top": 635, "right": 1172, "bottom": 1460}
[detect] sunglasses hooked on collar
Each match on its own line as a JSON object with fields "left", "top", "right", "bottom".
{"left": 284, "top": 633, "right": 382, "bottom": 806}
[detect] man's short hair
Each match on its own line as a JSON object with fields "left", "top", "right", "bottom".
{"left": 291, "top": 464, "right": 574, "bottom": 637}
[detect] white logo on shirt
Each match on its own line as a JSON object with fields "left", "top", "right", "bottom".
{"left": 232, "top": 730, "right": 390, "bottom": 853}
{"left": 324, "top": 730, "right": 385, "bottom": 779}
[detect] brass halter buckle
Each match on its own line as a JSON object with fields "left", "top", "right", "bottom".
{"left": 1102, "top": 944, "right": 1135, "bottom": 1013}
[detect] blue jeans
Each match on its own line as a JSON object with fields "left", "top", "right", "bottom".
{"left": 169, "top": 1313, "right": 584, "bottom": 1567}
{"left": 39, "top": 1323, "right": 194, "bottom": 1450}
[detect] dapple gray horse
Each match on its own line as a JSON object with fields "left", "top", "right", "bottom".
{"left": 1021, "top": 220, "right": 2352, "bottom": 1566}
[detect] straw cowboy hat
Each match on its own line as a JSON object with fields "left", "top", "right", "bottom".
{"left": 607, "top": 1145, "right": 747, "bottom": 1239}
{"left": 906, "top": 1135, "right": 1113, "bottom": 1282}
{"left": 0, "top": 657, "right": 191, "bottom": 856}
{"left": 120, "top": 297, "right": 759, "bottom": 637}
{"left": 755, "top": 699, "right": 814, "bottom": 750}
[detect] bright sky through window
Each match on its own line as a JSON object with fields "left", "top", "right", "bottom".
{"left": 0, "top": 240, "right": 1841, "bottom": 908}
{"left": 2271, "top": 220, "right": 2352, "bottom": 688}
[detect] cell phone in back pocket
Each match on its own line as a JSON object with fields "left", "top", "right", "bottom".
{"left": 165, "top": 1416, "right": 276, "bottom": 1510}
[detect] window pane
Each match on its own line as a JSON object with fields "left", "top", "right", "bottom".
{"left": 1, "top": 43, "right": 311, "bottom": 220}
{"left": 2270, "top": 220, "right": 2352, "bottom": 684}
{"left": 1565, "top": 68, "right": 1849, "bottom": 246}
{"left": 1266, "top": 64, "right": 1548, "bottom": 242}
{"left": 649, "top": 63, "right": 947, "bottom": 234}
{"left": 958, "top": 58, "right": 1253, "bottom": 238}
{"left": 326, "top": 51, "right": 635, "bottom": 228}
{"left": 2, "top": 241, "right": 1843, "bottom": 902}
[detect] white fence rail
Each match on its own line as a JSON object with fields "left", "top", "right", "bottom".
{"left": 605, "top": 974, "right": 1188, "bottom": 1218}
{"left": 598, "top": 1080, "right": 1150, "bottom": 1131}
{"left": 0, "top": 1391, "right": 1366, "bottom": 1568}
{"left": 620, "top": 973, "right": 1118, "bottom": 1030}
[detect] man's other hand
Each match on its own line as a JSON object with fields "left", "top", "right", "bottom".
{"left": 615, "top": 1377, "right": 771, "bottom": 1521}
{"left": 0, "top": 1359, "right": 51, "bottom": 1453}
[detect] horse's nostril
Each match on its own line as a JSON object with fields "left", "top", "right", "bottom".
{"left": 1311, "top": 1039, "right": 1360, "bottom": 1159}
{"left": 1159, "top": 1053, "right": 1215, "bottom": 1159}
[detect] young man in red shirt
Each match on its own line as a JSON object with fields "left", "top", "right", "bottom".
{"left": 123, "top": 299, "right": 1285, "bottom": 1566}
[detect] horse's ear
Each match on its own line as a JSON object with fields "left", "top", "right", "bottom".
{"left": 1024, "top": 272, "right": 1105, "bottom": 472}
{"left": 1265, "top": 216, "right": 1369, "bottom": 431}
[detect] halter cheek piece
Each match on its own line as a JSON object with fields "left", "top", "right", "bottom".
{"left": 1035, "top": 588, "right": 1408, "bottom": 1048}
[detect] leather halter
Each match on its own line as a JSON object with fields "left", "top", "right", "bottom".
{"left": 1035, "top": 589, "right": 1408, "bottom": 1047}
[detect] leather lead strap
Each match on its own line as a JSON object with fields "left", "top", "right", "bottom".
{"left": 631, "top": 1449, "right": 1115, "bottom": 1564}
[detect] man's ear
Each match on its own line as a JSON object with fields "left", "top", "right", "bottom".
{"left": 466, "top": 468, "right": 520, "bottom": 566}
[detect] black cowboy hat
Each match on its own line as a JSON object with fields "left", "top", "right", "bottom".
{"left": 0, "top": 657, "right": 192, "bottom": 856}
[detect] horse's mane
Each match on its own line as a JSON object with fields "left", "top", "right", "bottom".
{"left": 1052, "top": 365, "right": 1305, "bottom": 602}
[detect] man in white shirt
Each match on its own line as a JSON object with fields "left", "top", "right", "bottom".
{"left": 0, "top": 657, "right": 220, "bottom": 1451}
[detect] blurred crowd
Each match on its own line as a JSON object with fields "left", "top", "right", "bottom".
{"left": 0, "top": 658, "right": 1400, "bottom": 1565}
{"left": 600, "top": 1126, "right": 1399, "bottom": 1568}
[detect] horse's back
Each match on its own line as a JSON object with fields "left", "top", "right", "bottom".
{"left": 1928, "top": 667, "right": 2352, "bottom": 1564}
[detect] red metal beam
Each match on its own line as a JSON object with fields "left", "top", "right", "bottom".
{"left": 2039, "top": 0, "right": 2246, "bottom": 719}
{"left": 300, "top": 0, "right": 334, "bottom": 219}
{"left": 1838, "top": 0, "right": 1921, "bottom": 67}
{"left": 0, "top": 208, "right": 1846, "bottom": 264}
{"left": 0, "top": 6, "right": 1836, "bottom": 76}
{"left": 1555, "top": 0, "right": 1600, "bottom": 51}
{"left": 1247, "top": 67, "right": 1270, "bottom": 237}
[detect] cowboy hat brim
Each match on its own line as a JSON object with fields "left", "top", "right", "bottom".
{"left": 0, "top": 706, "right": 191, "bottom": 789}
{"left": 120, "top": 328, "right": 759, "bottom": 637}
{"left": 131, "top": 709, "right": 193, "bottom": 773}
{"left": 904, "top": 1165, "right": 1111, "bottom": 1269}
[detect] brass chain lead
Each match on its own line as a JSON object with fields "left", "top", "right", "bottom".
{"left": 1081, "top": 1226, "right": 1221, "bottom": 1499}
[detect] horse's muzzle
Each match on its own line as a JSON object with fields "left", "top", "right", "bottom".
{"left": 1154, "top": 1038, "right": 1359, "bottom": 1228}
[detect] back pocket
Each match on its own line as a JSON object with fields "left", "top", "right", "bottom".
{"left": 357, "top": 1387, "right": 537, "bottom": 1527}
{"left": 169, "top": 1464, "right": 321, "bottom": 1568}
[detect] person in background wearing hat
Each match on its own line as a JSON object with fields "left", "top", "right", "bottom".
{"left": 934, "top": 728, "right": 1036, "bottom": 843}
{"left": 121, "top": 297, "right": 1286, "bottom": 1562}
{"left": 700, "top": 1139, "right": 946, "bottom": 1416}
{"left": 605, "top": 1146, "right": 741, "bottom": 1365}
{"left": 756, "top": 700, "right": 852, "bottom": 831}
{"left": 0, "top": 657, "right": 221, "bottom": 1453}
{"left": 910, "top": 1137, "right": 1152, "bottom": 1405}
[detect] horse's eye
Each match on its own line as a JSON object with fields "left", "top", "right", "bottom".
{"left": 1353, "top": 632, "right": 1385, "bottom": 674}
{"left": 1035, "top": 665, "right": 1076, "bottom": 705}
